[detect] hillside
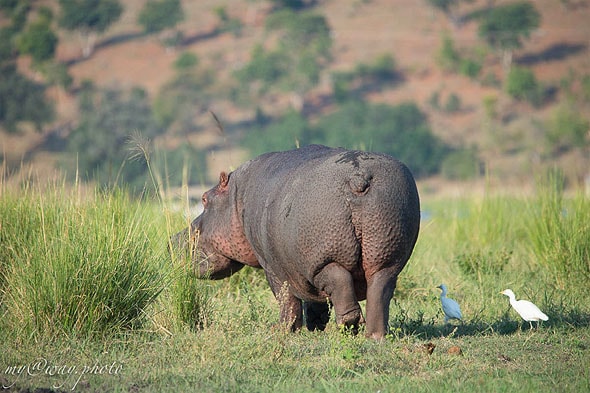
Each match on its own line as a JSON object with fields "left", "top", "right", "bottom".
{"left": 1, "top": 0, "right": 589, "bottom": 195}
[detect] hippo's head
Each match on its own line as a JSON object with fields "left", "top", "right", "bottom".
{"left": 170, "top": 172, "right": 259, "bottom": 279}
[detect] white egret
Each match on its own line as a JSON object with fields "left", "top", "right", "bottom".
{"left": 437, "top": 284, "right": 462, "bottom": 323}
{"left": 501, "top": 289, "right": 548, "bottom": 329}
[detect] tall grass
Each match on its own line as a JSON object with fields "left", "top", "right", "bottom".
{"left": 0, "top": 181, "right": 168, "bottom": 338}
{"left": 527, "top": 175, "right": 590, "bottom": 288}
{"left": 1, "top": 167, "right": 590, "bottom": 391}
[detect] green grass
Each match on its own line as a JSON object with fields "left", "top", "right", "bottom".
{"left": 1, "top": 175, "right": 589, "bottom": 392}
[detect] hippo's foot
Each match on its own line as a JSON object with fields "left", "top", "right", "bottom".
{"left": 304, "top": 301, "right": 331, "bottom": 331}
{"left": 336, "top": 307, "right": 363, "bottom": 335}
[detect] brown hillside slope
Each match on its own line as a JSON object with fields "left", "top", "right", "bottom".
{"left": 2, "top": 0, "right": 589, "bottom": 194}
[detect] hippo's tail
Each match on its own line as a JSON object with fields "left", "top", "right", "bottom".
{"left": 349, "top": 159, "right": 420, "bottom": 271}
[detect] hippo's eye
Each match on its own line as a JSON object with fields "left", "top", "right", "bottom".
{"left": 202, "top": 195, "right": 208, "bottom": 206}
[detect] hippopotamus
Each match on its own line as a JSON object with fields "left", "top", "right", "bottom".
{"left": 171, "top": 144, "right": 420, "bottom": 339}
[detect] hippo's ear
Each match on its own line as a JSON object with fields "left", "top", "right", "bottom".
{"left": 218, "top": 172, "right": 229, "bottom": 190}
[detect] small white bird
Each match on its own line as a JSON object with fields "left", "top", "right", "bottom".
{"left": 437, "top": 284, "right": 462, "bottom": 323}
{"left": 501, "top": 289, "right": 548, "bottom": 329}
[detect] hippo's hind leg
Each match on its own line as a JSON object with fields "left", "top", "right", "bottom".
{"left": 313, "top": 263, "right": 363, "bottom": 333}
{"left": 365, "top": 266, "right": 399, "bottom": 339}
{"left": 303, "top": 301, "right": 330, "bottom": 331}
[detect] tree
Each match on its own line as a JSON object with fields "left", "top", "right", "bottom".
{"left": 427, "top": 0, "right": 460, "bottom": 26}
{"left": 137, "top": 0, "right": 184, "bottom": 46}
{"left": 0, "top": 3, "right": 56, "bottom": 133}
{"left": 505, "top": 66, "right": 542, "bottom": 106}
{"left": 235, "top": 10, "right": 332, "bottom": 110}
{"left": 153, "top": 54, "right": 213, "bottom": 133}
{"left": 243, "top": 101, "right": 450, "bottom": 178}
{"left": 0, "top": 64, "right": 55, "bottom": 132}
{"left": 16, "top": 7, "right": 58, "bottom": 65}
{"left": 269, "top": 0, "right": 308, "bottom": 10}
{"left": 58, "top": 0, "right": 123, "bottom": 58}
{"left": 478, "top": 1, "right": 540, "bottom": 70}
{"left": 313, "top": 101, "right": 449, "bottom": 177}
{"left": 66, "top": 84, "right": 164, "bottom": 187}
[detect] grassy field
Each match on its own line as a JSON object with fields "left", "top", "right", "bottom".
{"left": 1, "top": 174, "right": 589, "bottom": 392}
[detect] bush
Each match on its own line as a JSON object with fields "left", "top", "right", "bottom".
{"left": 437, "top": 33, "right": 460, "bottom": 72}
{"left": 581, "top": 74, "right": 590, "bottom": 101}
{"left": 0, "top": 64, "right": 55, "bottom": 132}
{"left": 505, "top": 66, "right": 543, "bottom": 106}
{"left": 441, "top": 148, "right": 480, "bottom": 180}
{"left": 331, "top": 53, "right": 400, "bottom": 102}
{"left": 444, "top": 93, "right": 462, "bottom": 113}
{"left": 154, "top": 68, "right": 213, "bottom": 131}
{"left": 138, "top": 0, "right": 184, "bottom": 34}
{"left": 174, "top": 51, "right": 198, "bottom": 70}
{"left": 459, "top": 58, "right": 481, "bottom": 79}
{"left": 544, "top": 103, "right": 589, "bottom": 156}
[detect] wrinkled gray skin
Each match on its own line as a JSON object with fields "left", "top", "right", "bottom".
{"left": 171, "top": 145, "right": 420, "bottom": 339}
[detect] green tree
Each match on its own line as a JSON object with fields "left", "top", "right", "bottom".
{"left": 235, "top": 10, "right": 331, "bottom": 110}
{"left": 331, "top": 54, "right": 400, "bottom": 103}
{"left": 505, "top": 66, "right": 542, "bottom": 106}
{"left": 16, "top": 7, "right": 58, "bottom": 65}
{"left": 269, "top": 0, "right": 307, "bottom": 10}
{"left": 242, "top": 101, "right": 451, "bottom": 177}
{"left": 137, "top": 0, "right": 184, "bottom": 47}
{"left": 153, "top": 56, "right": 213, "bottom": 134}
{"left": 427, "top": 0, "right": 460, "bottom": 25}
{"left": 58, "top": 0, "right": 123, "bottom": 58}
{"left": 0, "top": 64, "right": 55, "bottom": 132}
{"left": 66, "top": 84, "right": 164, "bottom": 188}
{"left": 313, "top": 101, "right": 448, "bottom": 177}
{"left": 243, "top": 110, "right": 310, "bottom": 156}
{"left": 478, "top": 1, "right": 540, "bottom": 70}
{"left": 545, "top": 103, "right": 590, "bottom": 156}
{"left": 0, "top": 3, "right": 56, "bottom": 133}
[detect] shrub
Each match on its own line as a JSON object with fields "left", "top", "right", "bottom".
{"left": 441, "top": 148, "right": 480, "bottom": 180}
{"left": 138, "top": 0, "right": 184, "bottom": 35}
{"left": 444, "top": 93, "right": 462, "bottom": 113}
{"left": 437, "top": 33, "right": 460, "bottom": 72}
{"left": 505, "top": 66, "right": 543, "bottom": 106}
{"left": 174, "top": 51, "right": 198, "bottom": 70}
{"left": 544, "top": 103, "right": 589, "bottom": 156}
{"left": 582, "top": 74, "right": 590, "bottom": 101}
{"left": 459, "top": 58, "right": 481, "bottom": 79}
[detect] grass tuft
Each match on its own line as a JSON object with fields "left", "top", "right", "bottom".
{"left": 0, "top": 183, "right": 168, "bottom": 339}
